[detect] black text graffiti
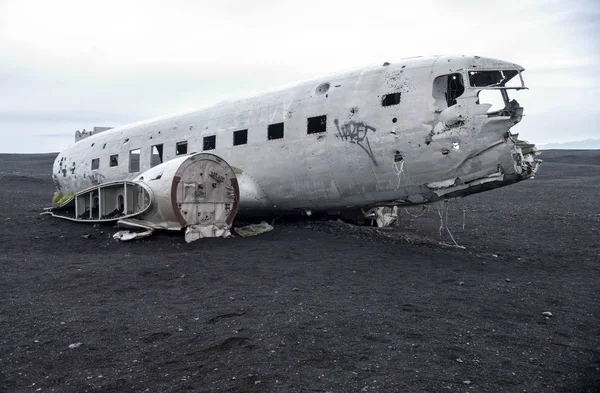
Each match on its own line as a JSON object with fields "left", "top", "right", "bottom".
{"left": 334, "top": 119, "right": 378, "bottom": 166}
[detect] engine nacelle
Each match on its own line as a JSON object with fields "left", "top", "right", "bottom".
{"left": 121, "top": 153, "right": 239, "bottom": 239}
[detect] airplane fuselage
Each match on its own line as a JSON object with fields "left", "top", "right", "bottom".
{"left": 53, "top": 55, "right": 540, "bottom": 214}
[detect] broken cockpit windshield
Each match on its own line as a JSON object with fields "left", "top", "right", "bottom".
{"left": 468, "top": 69, "right": 522, "bottom": 88}
{"left": 474, "top": 69, "right": 526, "bottom": 118}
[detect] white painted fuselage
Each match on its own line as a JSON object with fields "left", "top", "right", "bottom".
{"left": 53, "top": 55, "right": 540, "bottom": 214}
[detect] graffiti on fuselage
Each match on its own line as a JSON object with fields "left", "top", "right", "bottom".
{"left": 88, "top": 172, "right": 106, "bottom": 186}
{"left": 334, "top": 119, "right": 378, "bottom": 166}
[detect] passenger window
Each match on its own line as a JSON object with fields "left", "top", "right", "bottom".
{"left": 382, "top": 93, "right": 401, "bottom": 107}
{"left": 176, "top": 141, "right": 188, "bottom": 155}
{"left": 129, "top": 148, "right": 140, "bottom": 173}
{"left": 110, "top": 154, "right": 118, "bottom": 167}
{"left": 233, "top": 129, "right": 248, "bottom": 146}
{"left": 151, "top": 144, "right": 163, "bottom": 167}
{"left": 91, "top": 158, "right": 99, "bottom": 170}
{"left": 268, "top": 122, "right": 284, "bottom": 140}
{"left": 307, "top": 115, "right": 327, "bottom": 134}
{"left": 203, "top": 135, "right": 216, "bottom": 151}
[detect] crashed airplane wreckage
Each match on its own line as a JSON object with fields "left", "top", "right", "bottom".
{"left": 46, "top": 153, "right": 239, "bottom": 242}
{"left": 45, "top": 55, "right": 541, "bottom": 242}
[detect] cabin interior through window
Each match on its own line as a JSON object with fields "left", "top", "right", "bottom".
{"left": 151, "top": 144, "right": 163, "bottom": 167}
{"left": 91, "top": 158, "right": 99, "bottom": 170}
{"left": 446, "top": 74, "right": 464, "bottom": 107}
{"left": 268, "top": 123, "right": 284, "bottom": 140}
{"left": 203, "top": 135, "right": 216, "bottom": 151}
{"left": 233, "top": 129, "right": 248, "bottom": 146}
{"left": 110, "top": 154, "right": 118, "bottom": 167}
{"left": 176, "top": 141, "right": 188, "bottom": 155}
{"left": 432, "top": 73, "right": 465, "bottom": 109}
{"left": 307, "top": 115, "right": 327, "bottom": 134}
{"left": 129, "top": 148, "right": 140, "bottom": 173}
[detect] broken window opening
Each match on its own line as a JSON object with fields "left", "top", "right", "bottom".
{"left": 469, "top": 70, "right": 519, "bottom": 88}
{"left": 268, "top": 122, "right": 284, "bottom": 140}
{"left": 447, "top": 74, "right": 464, "bottom": 107}
{"left": 151, "top": 144, "right": 163, "bottom": 167}
{"left": 203, "top": 135, "right": 216, "bottom": 151}
{"left": 91, "top": 158, "right": 99, "bottom": 170}
{"left": 129, "top": 148, "right": 141, "bottom": 173}
{"left": 233, "top": 129, "right": 248, "bottom": 146}
{"left": 307, "top": 115, "right": 327, "bottom": 134}
{"left": 477, "top": 89, "right": 507, "bottom": 113}
{"left": 432, "top": 73, "right": 464, "bottom": 109}
{"left": 110, "top": 154, "right": 119, "bottom": 167}
{"left": 477, "top": 86, "right": 524, "bottom": 122}
{"left": 382, "top": 93, "right": 401, "bottom": 107}
{"left": 176, "top": 141, "right": 188, "bottom": 155}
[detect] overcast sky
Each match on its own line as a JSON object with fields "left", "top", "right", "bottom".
{"left": 1, "top": 0, "right": 598, "bottom": 153}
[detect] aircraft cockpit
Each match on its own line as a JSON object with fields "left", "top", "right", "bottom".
{"left": 470, "top": 68, "right": 527, "bottom": 119}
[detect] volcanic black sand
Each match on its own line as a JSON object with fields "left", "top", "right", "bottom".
{"left": 1, "top": 150, "right": 599, "bottom": 393}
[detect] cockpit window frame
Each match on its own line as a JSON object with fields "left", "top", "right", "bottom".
{"left": 467, "top": 68, "right": 527, "bottom": 90}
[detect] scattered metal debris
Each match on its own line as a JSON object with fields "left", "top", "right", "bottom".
{"left": 234, "top": 221, "right": 274, "bottom": 237}
{"left": 184, "top": 224, "right": 232, "bottom": 243}
{"left": 113, "top": 229, "right": 154, "bottom": 242}
{"left": 363, "top": 206, "right": 399, "bottom": 227}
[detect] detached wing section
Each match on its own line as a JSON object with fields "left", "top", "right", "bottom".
{"left": 44, "top": 153, "right": 240, "bottom": 241}
{"left": 44, "top": 181, "right": 152, "bottom": 222}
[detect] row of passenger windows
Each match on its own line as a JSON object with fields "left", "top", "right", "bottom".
{"left": 91, "top": 143, "right": 187, "bottom": 173}
{"left": 90, "top": 115, "right": 329, "bottom": 173}
{"left": 88, "top": 97, "right": 399, "bottom": 174}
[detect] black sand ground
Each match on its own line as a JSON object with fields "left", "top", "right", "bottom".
{"left": 0, "top": 151, "right": 598, "bottom": 393}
